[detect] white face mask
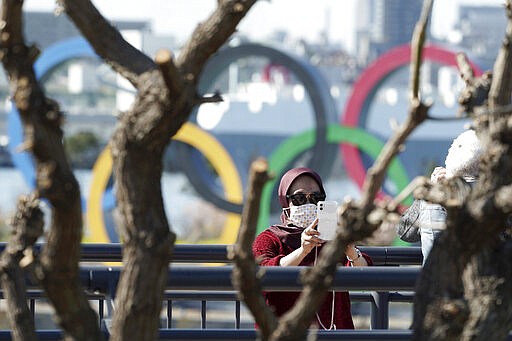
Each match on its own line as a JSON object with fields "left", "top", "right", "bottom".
{"left": 286, "top": 203, "right": 317, "bottom": 228}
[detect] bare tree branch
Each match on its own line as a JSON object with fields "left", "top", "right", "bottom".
{"left": 456, "top": 53, "right": 475, "bottom": 83}
{"left": 58, "top": 0, "right": 155, "bottom": 85}
{"left": 410, "top": 0, "right": 433, "bottom": 101}
{"left": 357, "top": 0, "right": 433, "bottom": 210}
{"left": 195, "top": 91, "right": 224, "bottom": 105}
{"left": 266, "top": 8, "right": 436, "bottom": 329}
{"left": 456, "top": 53, "right": 493, "bottom": 117}
{"left": 273, "top": 202, "right": 353, "bottom": 340}
{"left": 360, "top": 99, "right": 430, "bottom": 208}
{"left": 260, "top": 3, "right": 436, "bottom": 340}
{"left": 424, "top": 115, "right": 467, "bottom": 121}
{"left": 177, "top": 0, "right": 258, "bottom": 80}
{"left": 0, "top": 194, "right": 43, "bottom": 341}
{"left": 489, "top": 1, "right": 512, "bottom": 108}
{"left": 51, "top": 1, "right": 258, "bottom": 339}
{"left": 387, "top": 176, "right": 428, "bottom": 211}
{"left": 474, "top": 102, "right": 512, "bottom": 117}
{"left": 155, "top": 49, "right": 185, "bottom": 96}
{"left": 230, "top": 158, "right": 276, "bottom": 340}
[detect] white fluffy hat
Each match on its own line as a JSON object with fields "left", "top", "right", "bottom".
{"left": 444, "top": 130, "right": 483, "bottom": 181}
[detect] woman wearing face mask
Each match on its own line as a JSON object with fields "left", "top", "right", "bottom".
{"left": 252, "top": 167, "right": 371, "bottom": 330}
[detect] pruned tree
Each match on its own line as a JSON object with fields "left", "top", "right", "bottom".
{"left": 0, "top": 195, "right": 43, "bottom": 341}
{"left": 232, "top": 0, "right": 512, "bottom": 340}
{"left": 2, "top": 0, "right": 512, "bottom": 340}
{"left": 0, "top": 0, "right": 104, "bottom": 339}
{"left": 0, "top": 0, "right": 257, "bottom": 340}
{"left": 411, "top": 1, "right": 512, "bottom": 339}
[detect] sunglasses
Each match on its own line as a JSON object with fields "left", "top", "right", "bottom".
{"left": 286, "top": 192, "right": 326, "bottom": 206}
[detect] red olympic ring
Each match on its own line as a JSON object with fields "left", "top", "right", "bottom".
{"left": 340, "top": 43, "right": 484, "bottom": 190}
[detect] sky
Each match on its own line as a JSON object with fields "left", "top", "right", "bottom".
{"left": 24, "top": 0, "right": 505, "bottom": 53}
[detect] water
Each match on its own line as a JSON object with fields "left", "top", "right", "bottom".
{"left": 0, "top": 167, "right": 362, "bottom": 242}
{"left": 0, "top": 167, "right": 199, "bottom": 239}
{"left": 0, "top": 167, "right": 30, "bottom": 214}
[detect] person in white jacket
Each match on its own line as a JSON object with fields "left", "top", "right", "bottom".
{"left": 397, "top": 129, "right": 483, "bottom": 264}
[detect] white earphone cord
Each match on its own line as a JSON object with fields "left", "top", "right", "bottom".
{"left": 314, "top": 246, "right": 336, "bottom": 330}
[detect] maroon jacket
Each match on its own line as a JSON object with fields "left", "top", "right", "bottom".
{"left": 252, "top": 224, "right": 373, "bottom": 330}
{"left": 253, "top": 167, "right": 372, "bottom": 329}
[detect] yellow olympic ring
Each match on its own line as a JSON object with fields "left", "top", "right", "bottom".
{"left": 84, "top": 122, "right": 243, "bottom": 244}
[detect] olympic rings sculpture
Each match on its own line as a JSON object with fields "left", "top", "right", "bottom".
{"left": 7, "top": 37, "right": 480, "bottom": 244}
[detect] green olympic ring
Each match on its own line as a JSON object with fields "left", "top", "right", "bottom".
{"left": 257, "top": 123, "right": 411, "bottom": 233}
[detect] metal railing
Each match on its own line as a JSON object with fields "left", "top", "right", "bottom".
{"left": 0, "top": 244, "right": 426, "bottom": 340}
{"left": 0, "top": 243, "right": 424, "bottom": 265}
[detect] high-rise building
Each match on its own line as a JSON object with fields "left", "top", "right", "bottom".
{"left": 356, "top": 0, "right": 423, "bottom": 65}
{"left": 454, "top": 5, "right": 506, "bottom": 70}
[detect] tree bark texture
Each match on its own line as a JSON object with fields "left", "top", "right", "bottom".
{"left": 0, "top": 1, "right": 103, "bottom": 340}
{"left": 230, "top": 158, "right": 276, "bottom": 340}
{"left": 0, "top": 195, "right": 43, "bottom": 341}
{"left": 461, "top": 243, "right": 512, "bottom": 340}
{"left": 412, "top": 1, "right": 512, "bottom": 340}
{"left": 59, "top": 0, "right": 257, "bottom": 339}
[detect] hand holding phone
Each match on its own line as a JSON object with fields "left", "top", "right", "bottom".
{"left": 317, "top": 200, "right": 338, "bottom": 240}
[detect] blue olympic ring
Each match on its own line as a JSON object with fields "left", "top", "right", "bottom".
{"left": 7, "top": 37, "right": 116, "bottom": 211}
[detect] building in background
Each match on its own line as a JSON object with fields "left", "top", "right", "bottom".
{"left": 353, "top": 2, "right": 505, "bottom": 70}
{"left": 0, "top": 12, "right": 178, "bottom": 147}
{"left": 0, "top": 3, "right": 509, "bottom": 243}
{"left": 451, "top": 5, "right": 506, "bottom": 70}
{"left": 0, "top": 4, "right": 507, "bottom": 169}
{"left": 355, "top": 0, "right": 423, "bottom": 65}
{"left": 23, "top": 11, "right": 153, "bottom": 50}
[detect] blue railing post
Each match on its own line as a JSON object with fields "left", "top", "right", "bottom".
{"left": 201, "top": 301, "right": 207, "bottom": 329}
{"left": 167, "top": 300, "right": 173, "bottom": 328}
{"left": 235, "top": 301, "right": 241, "bottom": 329}
{"left": 371, "top": 291, "right": 390, "bottom": 329}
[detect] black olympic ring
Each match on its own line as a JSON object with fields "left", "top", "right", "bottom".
{"left": 176, "top": 42, "right": 338, "bottom": 213}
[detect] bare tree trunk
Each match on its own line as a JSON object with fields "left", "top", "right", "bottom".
{"left": 0, "top": 195, "right": 43, "bottom": 341}
{"left": 58, "top": 0, "right": 257, "bottom": 339}
{"left": 412, "top": 1, "right": 512, "bottom": 340}
{"left": 109, "top": 96, "right": 176, "bottom": 340}
{"left": 0, "top": 1, "right": 104, "bottom": 340}
{"left": 413, "top": 227, "right": 473, "bottom": 340}
{"left": 413, "top": 221, "right": 512, "bottom": 340}
{"left": 461, "top": 243, "right": 512, "bottom": 340}
{"left": 0, "top": 264, "right": 37, "bottom": 341}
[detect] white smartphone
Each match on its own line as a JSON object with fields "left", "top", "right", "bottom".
{"left": 316, "top": 200, "right": 338, "bottom": 240}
